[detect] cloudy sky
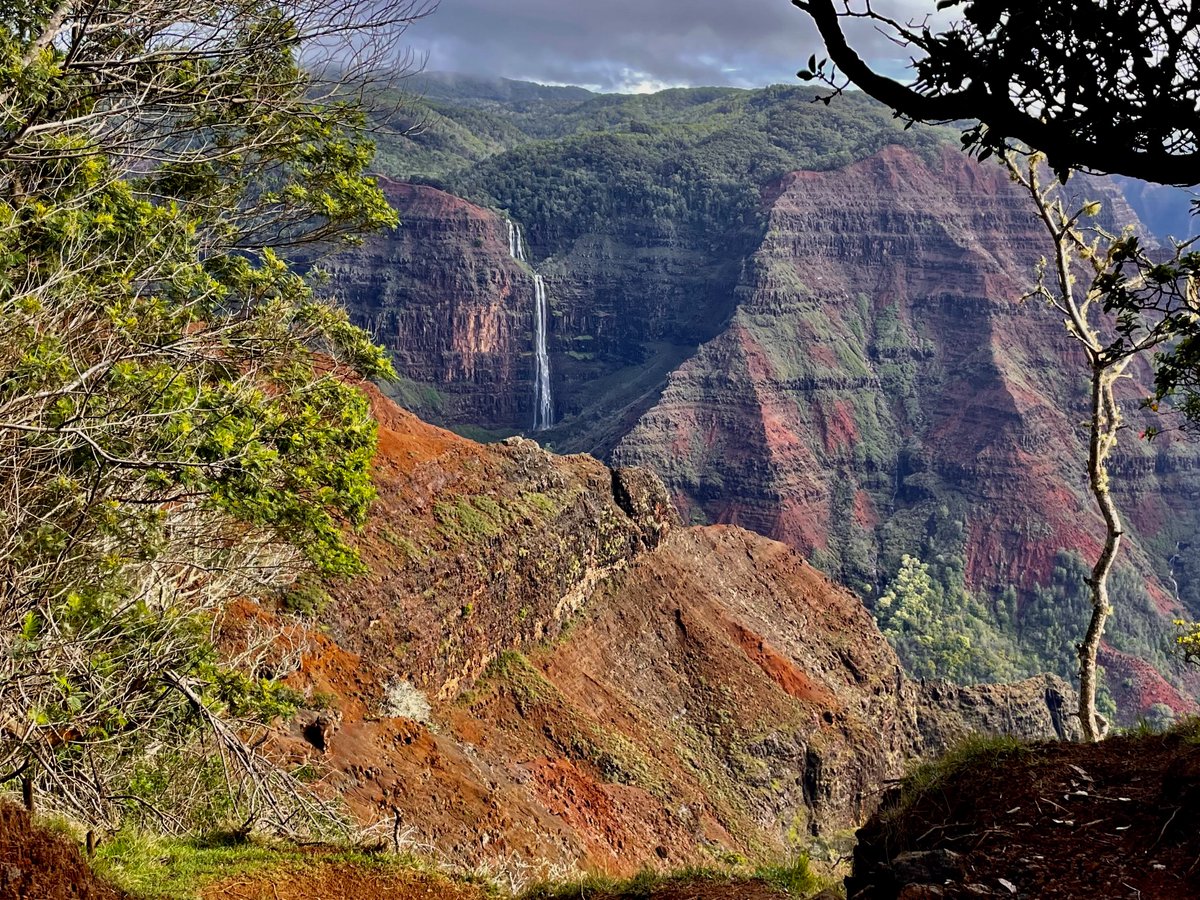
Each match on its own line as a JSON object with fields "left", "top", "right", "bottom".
{"left": 403, "top": 0, "right": 943, "bottom": 93}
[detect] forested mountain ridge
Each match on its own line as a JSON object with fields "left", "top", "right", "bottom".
{"left": 332, "top": 77, "right": 1200, "bottom": 721}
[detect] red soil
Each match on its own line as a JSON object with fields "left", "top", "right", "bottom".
{"left": 201, "top": 867, "right": 790, "bottom": 900}
{"left": 0, "top": 802, "right": 127, "bottom": 900}
{"left": 199, "top": 861, "right": 486, "bottom": 900}
{"left": 721, "top": 617, "right": 839, "bottom": 707}
{"left": 850, "top": 730, "right": 1200, "bottom": 898}
{"left": 1099, "top": 644, "right": 1199, "bottom": 719}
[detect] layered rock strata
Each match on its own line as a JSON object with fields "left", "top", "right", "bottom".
{"left": 265, "top": 390, "right": 1077, "bottom": 873}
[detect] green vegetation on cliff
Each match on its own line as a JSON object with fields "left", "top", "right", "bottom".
{"left": 0, "top": 0, "right": 402, "bottom": 836}
{"left": 389, "top": 85, "right": 950, "bottom": 257}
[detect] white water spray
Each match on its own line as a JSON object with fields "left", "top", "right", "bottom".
{"left": 507, "top": 219, "right": 526, "bottom": 262}
{"left": 1169, "top": 544, "right": 1185, "bottom": 607}
{"left": 505, "top": 219, "right": 552, "bottom": 430}
{"left": 532, "top": 273, "right": 553, "bottom": 430}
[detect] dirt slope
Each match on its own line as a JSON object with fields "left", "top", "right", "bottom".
{"left": 255, "top": 389, "right": 1078, "bottom": 874}
{"left": 0, "top": 801, "right": 127, "bottom": 900}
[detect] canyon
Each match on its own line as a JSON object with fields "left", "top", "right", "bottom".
{"left": 328, "top": 79, "right": 1200, "bottom": 721}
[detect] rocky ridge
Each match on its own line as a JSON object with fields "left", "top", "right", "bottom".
{"left": 262, "top": 388, "right": 1077, "bottom": 873}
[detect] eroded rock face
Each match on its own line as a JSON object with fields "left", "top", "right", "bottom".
{"left": 615, "top": 146, "right": 1193, "bottom": 588}
{"left": 333, "top": 147, "right": 1200, "bottom": 720}
{"left": 330, "top": 384, "right": 676, "bottom": 700}
{"left": 274, "top": 391, "right": 1080, "bottom": 873}
{"left": 915, "top": 676, "right": 1080, "bottom": 746}
{"left": 327, "top": 181, "right": 534, "bottom": 428}
{"left": 611, "top": 146, "right": 1200, "bottom": 717}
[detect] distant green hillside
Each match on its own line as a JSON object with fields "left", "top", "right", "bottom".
{"left": 370, "top": 79, "right": 953, "bottom": 255}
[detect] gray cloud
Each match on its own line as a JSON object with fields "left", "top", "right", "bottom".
{"left": 404, "top": 0, "right": 946, "bottom": 92}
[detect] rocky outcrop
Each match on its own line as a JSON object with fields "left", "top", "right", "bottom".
{"left": 914, "top": 676, "right": 1079, "bottom": 747}
{"left": 327, "top": 180, "right": 535, "bottom": 428}
{"left": 331, "top": 383, "right": 676, "bottom": 700}
{"left": 271, "top": 390, "right": 1078, "bottom": 873}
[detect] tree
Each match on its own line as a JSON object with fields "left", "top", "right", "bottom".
{"left": 1005, "top": 155, "right": 1194, "bottom": 740}
{"left": 795, "top": 1, "right": 1200, "bottom": 425}
{"left": 0, "top": 0, "right": 429, "bottom": 831}
{"left": 793, "top": 0, "right": 1200, "bottom": 739}
{"left": 792, "top": 0, "right": 1200, "bottom": 185}
{"left": 875, "top": 554, "right": 973, "bottom": 680}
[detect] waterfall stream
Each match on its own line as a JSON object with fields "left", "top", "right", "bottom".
{"left": 506, "top": 220, "right": 553, "bottom": 430}
{"left": 1169, "top": 544, "right": 1185, "bottom": 607}
{"left": 507, "top": 219, "right": 525, "bottom": 263}
{"left": 531, "top": 273, "right": 553, "bottom": 430}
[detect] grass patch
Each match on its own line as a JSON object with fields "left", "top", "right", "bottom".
{"left": 91, "top": 830, "right": 417, "bottom": 900}
{"left": 754, "top": 854, "right": 822, "bottom": 895}
{"left": 434, "top": 497, "right": 504, "bottom": 543}
{"left": 378, "top": 526, "right": 427, "bottom": 562}
{"left": 520, "top": 492, "right": 560, "bottom": 517}
{"left": 1167, "top": 714, "right": 1200, "bottom": 744}
{"left": 433, "top": 490, "right": 572, "bottom": 544}
{"left": 478, "top": 650, "right": 558, "bottom": 707}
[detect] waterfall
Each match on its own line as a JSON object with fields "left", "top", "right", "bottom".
{"left": 505, "top": 219, "right": 552, "bottom": 430}
{"left": 507, "top": 220, "right": 526, "bottom": 263}
{"left": 532, "top": 273, "right": 553, "bottom": 430}
{"left": 1169, "top": 544, "right": 1184, "bottom": 606}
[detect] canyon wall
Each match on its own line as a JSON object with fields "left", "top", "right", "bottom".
{"left": 335, "top": 144, "right": 1200, "bottom": 717}
{"left": 329, "top": 180, "right": 534, "bottom": 427}
{"left": 330, "top": 179, "right": 755, "bottom": 453}
{"left": 615, "top": 145, "right": 1200, "bottom": 590}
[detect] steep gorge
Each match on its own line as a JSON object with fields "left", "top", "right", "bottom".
{"left": 331, "top": 177, "right": 751, "bottom": 452}
{"left": 612, "top": 146, "right": 1200, "bottom": 713}
{"left": 615, "top": 145, "right": 1190, "bottom": 587}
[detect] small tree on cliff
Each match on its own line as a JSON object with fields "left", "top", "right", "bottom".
{"left": 792, "top": 0, "right": 1200, "bottom": 740}
{"left": 1003, "top": 155, "right": 1198, "bottom": 740}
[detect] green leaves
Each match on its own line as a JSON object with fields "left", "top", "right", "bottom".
{"left": 0, "top": 0, "right": 400, "bottom": 832}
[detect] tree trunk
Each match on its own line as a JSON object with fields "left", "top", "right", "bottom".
{"left": 1079, "top": 365, "right": 1123, "bottom": 742}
